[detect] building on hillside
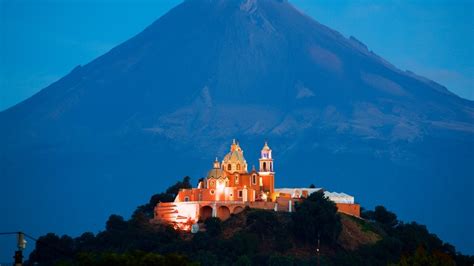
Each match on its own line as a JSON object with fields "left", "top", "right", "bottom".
{"left": 154, "top": 140, "right": 360, "bottom": 230}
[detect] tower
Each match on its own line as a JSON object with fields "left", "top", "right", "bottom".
{"left": 213, "top": 157, "right": 220, "bottom": 169}
{"left": 258, "top": 141, "right": 275, "bottom": 196}
{"left": 259, "top": 141, "right": 274, "bottom": 174}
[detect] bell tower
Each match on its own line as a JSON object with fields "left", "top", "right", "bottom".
{"left": 259, "top": 141, "right": 274, "bottom": 174}
{"left": 258, "top": 141, "right": 275, "bottom": 196}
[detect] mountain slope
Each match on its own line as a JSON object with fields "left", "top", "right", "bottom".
{"left": 1, "top": 0, "right": 473, "bottom": 255}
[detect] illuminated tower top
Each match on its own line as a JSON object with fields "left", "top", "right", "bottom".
{"left": 259, "top": 141, "right": 274, "bottom": 174}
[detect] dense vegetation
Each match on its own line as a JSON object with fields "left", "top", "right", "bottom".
{"left": 27, "top": 177, "right": 473, "bottom": 266}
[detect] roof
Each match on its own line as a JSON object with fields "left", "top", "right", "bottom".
{"left": 223, "top": 149, "right": 245, "bottom": 162}
{"left": 324, "top": 191, "right": 355, "bottom": 204}
{"left": 274, "top": 187, "right": 355, "bottom": 204}
{"left": 206, "top": 168, "right": 224, "bottom": 179}
{"left": 262, "top": 141, "right": 271, "bottom": 151}
{"left": 222, "top": 140, "right": 247, "bottom": 167}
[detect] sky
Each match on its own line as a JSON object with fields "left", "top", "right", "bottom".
{"left": 1, "top": 0, "right": 473, "bottom": 112}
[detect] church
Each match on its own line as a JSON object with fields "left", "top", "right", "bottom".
{"left": 154, "top": 140, "right": 360, "bottom": 230}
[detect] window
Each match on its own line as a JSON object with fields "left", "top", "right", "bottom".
{"left": 252, "top": 174, "right": 257, "bottom": 185}
{"left": 235, "top": 175, "right": 239, "bottom": 184}
{"left": 210, "top": 190, "right": 215, "bottom": 195}
{"left": 228, "top": 164, "right": 232, "bottom": 171}
{"left": 237, "top": 163, "right": 241, "bottom": 170}
{"left": 238, "top": 190, "right": 243, "bottom": 198}
{"left": 263, "top": 162, "right": 267, "bottom": 171}
{"left": 184, "top": 196, "right": 189, "bottom": 202}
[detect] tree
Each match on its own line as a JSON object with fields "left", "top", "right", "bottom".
{"left": 75, "top": 232, "right": 96, "bottom": 252}
{"left": 166, "top": 176, "right": 192, "bottom": 197}
{"left": 234, "top": 255, "right": 252, "bottom": 266}
{"left": 268, "top": 255, "right": 294, "bottom": 266}
{"left": 373, "top": 206, "right": 398, "bottom": 228}
{"left": 28, "top": 233, "right": 74, "bottom": 265}
{"left": 292, "top": 191, "right": 341, "bottom": 244}
{"left": 246, "top": 210, "right": 278, "bottom": 240}
{"left": 106, "top": 215, "right": 127, "bottom": 231}
{"left": 134, "top": 176, "right": 193, "bottom": 219}
{"left": 360, "top": 207, "right": 374, "bottom": 220}
{"left": 205, "top": 217, "right": 222, "bottom": 237}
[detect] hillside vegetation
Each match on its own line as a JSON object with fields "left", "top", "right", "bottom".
{"left": 27, "top": 178, "right": 474, "bottom": 266}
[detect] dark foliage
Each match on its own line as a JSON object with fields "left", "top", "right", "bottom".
{"left": 28, "top": 233, "right": 75, "bottom": 264}
{"left": 132, "top": 176, "right": 192, "bottom": 219}
{"left": 204, "top": 217, "right": 222, "bottom": 237}
{"left": 246, "top": 209, "right": 278, "bottom": 239}
{"left": 362, "top": 205, "right": 399, "bottom": 229}
{"left": 26, "top": 180, "right": 474, "bottom": 266}
{"left": 292, "top": 191, "right": 342, "bottom": 244}
{"left": 74, "top": 251, "right": 192, "bottom": 266}
{"left": 165, "top": 176, "right": 192, "bottom": 197}
{"left": 335, "top": 206, "right": 474, "bottom": 266}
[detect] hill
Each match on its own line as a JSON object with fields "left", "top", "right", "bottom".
{"left": 25, "top": 180, "right": 474, "bottom": 265}
{"left": 0, "top": 0, "right": 473, "bottom": 255}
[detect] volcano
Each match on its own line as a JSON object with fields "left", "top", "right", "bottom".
{"left": 1, "top": 0, "right": 473, "bottom": 254}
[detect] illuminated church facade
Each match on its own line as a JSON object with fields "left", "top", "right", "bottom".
{"left": 154, "top": 140, "right": 360, "bottom": 230}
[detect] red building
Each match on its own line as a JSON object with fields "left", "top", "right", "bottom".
{"left": 154, "top": 140, "right": 360, "bottom": 230}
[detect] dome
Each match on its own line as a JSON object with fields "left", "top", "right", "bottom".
{"left": 207, "top": 168, "right": 224, "bottom": 179}
{"left": 222, "top": 139, "right": 248, "bottom": 173}
{"left": 223, "top": 149, "right": 245, "bottom": 162}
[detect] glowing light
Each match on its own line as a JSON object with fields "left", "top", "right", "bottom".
{"left": 216, "top": 181, "right": 225, "bottom": 193}
{"left": 172, "top": 217, "right": 195, "bottom": 231}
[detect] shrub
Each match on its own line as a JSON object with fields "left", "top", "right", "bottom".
{"left": 292, "top": 191, "right": 341, "bottom": 244}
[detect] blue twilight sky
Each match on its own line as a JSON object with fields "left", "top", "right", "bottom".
{"left": 0, "top": 0, "right": 473, "bottom": 112}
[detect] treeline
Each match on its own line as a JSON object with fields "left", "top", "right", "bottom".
{"left": 26, "top": 177, "right": 473, "bottom": 266}
{"left": 335, "top": 205, "right": 473, "bottom": 265}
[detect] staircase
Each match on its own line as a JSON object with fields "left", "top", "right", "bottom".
{"left": 154, "top": 202, "right": 189, "bottom": 223}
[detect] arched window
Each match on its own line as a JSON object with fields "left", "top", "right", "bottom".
{"left": 252, "top": 175, "right": 257, "bottom": 185}
{"left": 263, "top": 162, "right": 267, "bottom": 171}
{"left": 235, "top": 175, "right": 239, "bottom": 184}
{"left": 228, "top": 164, "right": 232, "bottom": 171}
{"left": 237, "top": 163, "right": 241, "bottom": 170}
